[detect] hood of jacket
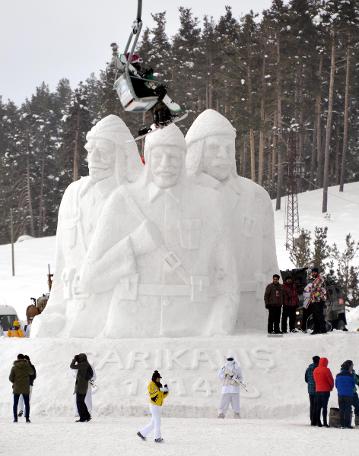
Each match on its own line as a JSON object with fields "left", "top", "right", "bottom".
{"left": 337, "top": 369, "right": 352, "bottom": 377}
{"left": 319, "top": 358, "right": 328, "bottom": 368}
{"left": 13, "top": 359, "right": 29, "bottom": 369}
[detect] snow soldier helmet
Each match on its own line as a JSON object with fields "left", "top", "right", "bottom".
{"left": 185, "top": 109, "right": 236, "bottom": 177}
{"left": 86, "top": 114, "right": 141, "bottom": 183}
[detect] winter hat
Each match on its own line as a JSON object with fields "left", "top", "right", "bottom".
{"left": 125, "top": 52, "right": 143, "bottom": 64}
{"left": 311, "top": 267, "right": 319, "bottom": 273}
{"left": 312, "top": 356, "right": 320, "bottom": 365}
{"left": 152, "top": 370, "right": 162, "bottom": 382}
{"left": 185, "top": 109, "right": 236, "bottom": 148}
{"left": 341, "top": 360, "right": 353, "bottom": 371}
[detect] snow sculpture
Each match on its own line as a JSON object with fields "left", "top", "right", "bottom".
{"left": 185, "top": 109, "right": 279, "bottom": 331}
{"left": 80, "top": 123, "right": 238, "bottom": 338}
{"left": 32, "top": 115, "right": 142, "bottom": 338}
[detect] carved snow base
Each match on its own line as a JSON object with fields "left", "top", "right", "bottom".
{"left": 1, "top": 333, "right": 354, "bottom": 418}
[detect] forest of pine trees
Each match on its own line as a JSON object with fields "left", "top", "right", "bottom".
{"left": 0, "top": 0, "right": 358, "bottom": 244}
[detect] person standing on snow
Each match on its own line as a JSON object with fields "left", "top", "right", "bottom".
{"left": 351, "top": 367, "right": 359, "bottom": 426}
{"left": 264, "top": 274, "right": 284, "bottom": 334}
{"left": 18, "top": 355, "right": 36, "bottom": 418}
{"left": 9, "top": 354, "right": 34, "bottom": 423}
{"left": 313, "top": 357, "right": 334, "bottom": 427}
{"left": 70, "top": 353, "right": 93, "bottom": 422}
{"left": 305, "top": 356, "right": 320, "bottom": 426}
{"left": 218, "top": 355, "right": 243, "bottom": 418}
{"left": 72, "top": 362, "right": 96, "bottom": 418}
{"left": 306, "top": 268, "right": 327, "bottom": 334}
{"left": 137, "top": 370, "right": 169, "bottom": 443}
{"left": 335, "top": 360, "right": 356, "bottom": 429}
{"left": 282, "top": 275, "right": 299, "bottom": 333}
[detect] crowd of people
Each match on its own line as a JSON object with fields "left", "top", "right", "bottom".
{"left": 8, "top": 352, "right": 244, "bottom": 442}
{"left": 264, "top": 267, "right": 347, "bottom": 335}
{"left": 305, "top": 356, "right": 359, "bottom": 429}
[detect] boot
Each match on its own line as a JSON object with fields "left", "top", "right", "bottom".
{"left": 137, "top": 432, "right": 146, "bottom": 441}
{"left": 154, "top": 438, "right": 164, "bottom": 443}
{"left": 218, "top": 413, "right": 225, "bottom": 418}
{"left": 234, "top": 412, "right": 241, "bottom": 419}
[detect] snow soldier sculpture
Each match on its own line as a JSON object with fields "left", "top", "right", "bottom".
{"left": 185, "top": 109, "right": 278, "bottom": 331}
{"left": 32, "top": 115, "right": 141, "bottom": 338}
{"left": 80, "top": 123, "right": 238, "bottom": 338}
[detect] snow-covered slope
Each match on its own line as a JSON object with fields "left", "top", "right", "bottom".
{"left": 0, "top": 182, "right": 358, "bottom": 320}
{"left": 274, "top": 181, "right": 359, "bottom": 270}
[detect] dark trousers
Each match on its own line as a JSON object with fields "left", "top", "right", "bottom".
{"left": 312, "top": 301, "right": 326, "bottom": 333}
{"left": 338, "top": 396, "right": 353, "bottom": 427}
{"left": 315, "top": 392, "right": 330, "bottom": 425}
{"left": 13, "top": 394, "right": 29, "bottom": 420}
{"left": 76, "top": 393, "right": 90, "bottom": 421}
{"left": 352, "top": 392, "right": 359, "bottom": 416}
{"left": 282, "top": 307, "right": 297, "bottom": 332}
{"left": 309, "top": 393, "right": 317, "bottom": 425}
{"left": 267, "top": 306, "right": 282, "bottom": 333}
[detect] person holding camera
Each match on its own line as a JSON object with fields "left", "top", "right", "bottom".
{"left": 70, "top": 353, "right": 93, "bottom": 422}
{"left": 137, "top": 370, "right": 169, "bottom": 443}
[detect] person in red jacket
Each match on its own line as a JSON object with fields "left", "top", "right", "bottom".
{"left": 313, "top": 358, "right": 334, "bottom": 427}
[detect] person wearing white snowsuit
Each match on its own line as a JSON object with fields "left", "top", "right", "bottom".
{"left": 218, "top": 356, "right": 243, "bottom": 418}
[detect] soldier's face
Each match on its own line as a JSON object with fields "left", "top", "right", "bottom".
{"left": 150, "top": 146, "right": 183, "bottom": 188}
{"left": 203, "top": 135, "right": 234, "bottom": 182}
{"left": 85, "top": 138, "right": 116, "bottom": 182}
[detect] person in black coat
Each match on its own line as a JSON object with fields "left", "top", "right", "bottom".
{"left": 264, "top": 274, "right": 284, "bottom": 334}
{"left": 70, "top": 353, "right": 93, "bottom": 422}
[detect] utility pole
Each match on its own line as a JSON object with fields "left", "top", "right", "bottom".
{"left": 285, "top": 133, "right": 304, "bottom": 252}
{"left": 10, "top": 208, "right": 15, "bottom": 276}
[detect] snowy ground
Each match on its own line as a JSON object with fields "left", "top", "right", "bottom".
{"left": 0, "top": 416, "right": 357, "bottom": 456}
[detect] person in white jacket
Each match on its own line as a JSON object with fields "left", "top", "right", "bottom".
{"left": 218, "top": 355, "right": 243, "bottom": 418}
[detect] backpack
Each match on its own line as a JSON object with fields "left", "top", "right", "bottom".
{"left": 85, "top": 365, "right": 94, "bottom": 381}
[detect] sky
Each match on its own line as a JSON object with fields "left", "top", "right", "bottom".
{"left": 0, "top": 0, "right": 273, "bottom": 105}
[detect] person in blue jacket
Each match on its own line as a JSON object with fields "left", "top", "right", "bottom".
{"left": 335, "top": 360, "right": 356, "bottom": 429}
{"left": 305, "top": 356, "right": 320, "bottom": 425}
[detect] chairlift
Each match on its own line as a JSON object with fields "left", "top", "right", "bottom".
{"left": 112, "top": 0, "right": 160, "bottom": 113}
